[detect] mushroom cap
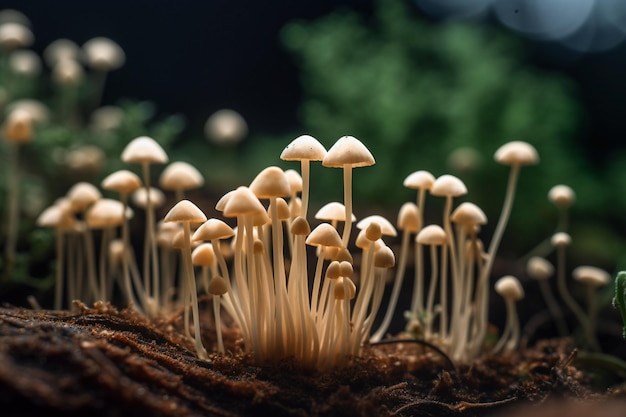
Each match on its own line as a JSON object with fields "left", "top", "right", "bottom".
{"left": 356, "top": 215, "right": 397, "bottom": 237}
{"left": 494, "top": 141, "right": 539, "bottom": 166}
{"left": 325, "top": 261, "right": 342, "bottom": 279}
{"left": 131, "top": 187, "right": 165, "bottom": 209}
{"left": 550, "top": 232, "right": 571, "bottom": 248}
{"left": 9, "top": 49, "right": 42, "bottom": 77}
{"left": 284, "top": 169, "right": 303, "bottom": 194}
{"left": 44, "top": 38, "right": 81, "bottom": 67}
{"left": 164, "top": 199, "right": 207, "bottom": 224}
{"left": 159, "top": 161, "right": 204, "bottom": 191}
{"left": 222, "top": 186, "right": 266, "bottom": 218}
{"left": 215, "top": 189, "right": 235, "bottom": 212}
{"left": 204, "top": 109, "right": 248, "bottom": 145}
{"left": 101, "top": 170, "right": 142, "bottom": 194}
{"left": 322, "top": 135, "right": 375, "bottom": 168}
{"left": 208, "top": 276, "right": 228, "bottom": 296}
{"left": 416, "top": 224, "right": 447, "bottom": 246}
{"left": 572, "top": 265, "right": 611, "bottom": 288}
{"left": 191, "top": 243, "right": 216, "bottom": 267}
{"left": 430, "top": 174, "right": 467, "bottom": 198}
{"left": 82, "top": 36, "right": 125, "bottom": 71}
{"left": 85, "top": 198, "right": 130, "bottom": 229}
{"left": 526, "top": 256, "right": 554, "bottom": 280}
{"left": 121, "top": 136, "right": 168, "bottom": 165}
{"left": 334, "top": 277, "right": 356, "bottom": 300}
{"left": 0, "top": 22, "right": 34, "bottom": 49}
{"left": 306, "top": 223, "right": 343, "bottom": 248}
{"left": 397, "top": 202, "right": 421, "bottom": 233}
{"left": 451, "top": 202, "right": 487, "bottom": 227}
{"left": 275, "top": 198, "right": 291, "bottom": 220}
{"left": 52, "top": 58, "right": 84, "bottom": 85}
{"left": 67, "top": 181, "right": 102, "bottom": 212}
{"left": 548, "top": 184, "right": 575, "bottom": 208}
{"left": 374, "top": 245, "right": 395, "bottom": 269}
{"left": 403, "top": 170, "right": 435, "bottom": 190}
{"left": 315, "top": 201, "right": 356, "bottom": 223}
{"left": 280, "top": 134, "right": 327, "bottom": 161}
{"left": 495, "top": 275, "right": 524, "bottom": 301}
{"left": 3, "top": 108, "right": 33, "bottom": 143}
{"left": 290, "top": 216, "right": 311, "bottom": 235}
{"left": 249, "top": 166, "right": 291, "bottom": 199}
{"left": 36, "top": 204, "right": 75, "bottom": 230}
{"left": 192, "top": 218, "right": 235, "bottom": 241}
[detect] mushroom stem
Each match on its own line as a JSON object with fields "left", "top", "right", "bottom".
{"left": 3, "top": 142, "right": 20, "bottom": 280}
{"left": 300, "top": 160, "right": 311, "bottom": 219}
{"left": 53, "top": 228, "right": 65, "bottom": 310}
{"left": 342, "top": 166, "right": 353, "bottom": 247}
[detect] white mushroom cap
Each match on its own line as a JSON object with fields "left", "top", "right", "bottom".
{"left": 44, "top": 38, "right": 81, "bottom": 67}
{"left": 550, "top": 232, "right": 571, "bottom": 248}
{"left": 121, "top": 136, "right": 168, "bottom": 165}
{"left": 82, "top": 37, "right": 125, "bottom": 71}
{"left": 356, "top": 215, "right": 398, "bottom": 237}
{"left": 0, "top": 10, "right": 31, "bottom": 27}
{"left": 430, "top": 174, "right": 467, "bottom": 198}
{"left": 192, "top": 218, "right": 235, "bottom": 241}
{"left": 204, "top": 109, "right": 248, "bottom": 145}
{"left": 306, "top": 223, "right": 343, "bottom": 248}
{"left": 548, "top": 184, "right": 575, "bottom": 208}
{"left": 221, "top": 186, "right": 266, "bottom": 218}
{"left": 159, "top": 161, "right": 204, "bottom": 192}
{"left": 397, "top": 202, "right": 421, "bottom": 233}
{"left": 526, "top": 256, "right": 554, "bottom": 281}
{"left": 284, "top": 169, "right": 303, "bottom": 194}
{"left": 280, "top": 134, "right": 327, "bottom": 161}
{"left": 416, "top": 224, "right": 447, "bottom": 246}
{"left": 9, "top": 49, "right": 41, "bottom": 76}
{"left": 451, "top": 202, "right": 487, "bottom": 227}
{"left": 403, "top": 170, "right": 435, "bottom": 190}
{"left": 249, "top": 166, "right": 291, "bottom": 198}
{"left": 495, "top": 275, "right": 525, "bottom": 301}
{"left": 101, "top": 170, "right": 142, "bottom": 194}
{"left": 0, "top": 22, "right": 34, "bottom": 49}
{"left": 494, "top": 141, "right": 539, "bottom": 166}
{"left": 52, "top": 58, "right": 84, "bottom": 86}
{"left": 164, "top": 199, "right": 207, "bottom": 224}
{"left": 572, "top": 265, "right": 611, "bottom": 288}
{"left": 131, "top": 187, "right": 165, "bottom": 209}
{"left": 191, "top": 243, "right": 216, "bottom": 267}
{"left": 315, "top": 201, "right": 356, "bottom": 223}
{"left": 67, "top": 181, "right": 102, "bottom": 212}
{"left": 86, "top": 198, "right": 131, "bottom": 229}
{"left": 322, "top": 135, "right": 375, "bottom": 168}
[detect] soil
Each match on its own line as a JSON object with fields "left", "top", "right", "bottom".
{"left": 1, "top": 300, "right": 621, "bottom": 417}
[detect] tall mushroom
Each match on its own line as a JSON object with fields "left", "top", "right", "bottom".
{"left": 121, "top": 136, "right": 168, "bottom": 312}
{"left": 280, "top": 134, "right": 327, "bottom": 219}
{"left": 163, "top": 199, "right": 208, "bottom": 360}
{"left": 322, "top": 136, "right": 375, "bottom": 247}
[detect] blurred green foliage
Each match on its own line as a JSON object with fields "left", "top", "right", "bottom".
{"left": 276, "top": 0, "right": 623, "bottom": 267}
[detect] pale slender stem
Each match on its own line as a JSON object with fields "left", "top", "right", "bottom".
{"left": 182, "top": 222, "right": 208, "bottom": 360}
{"left": 341, "top": 167, "right": 353, "bottom": 247}
{"left": 213, "top": 294, "right": 225, "bottom": 354}
{"left": 53, "top": 229, "right": 64, "bottom": 310}
{"left": 300, "top": 160, "right": 310, "bottom": 219}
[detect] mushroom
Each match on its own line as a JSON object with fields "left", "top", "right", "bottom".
{"left": 548, "top": 184, "right": 575, "bottom": 233}
{"left": 280, "top": 134, "right": 327, "bottom": 219}
{"left": 122, "top": 136, "right": 168, "bottom": 312}
{"left": 2, "top": 108, "right": 33, "bottom": 277}
{"left": 403, "top": 170, "right": 435, "bottom": 228}
{"left": 101, "top": 170, "right": 143, "bottom": 311}
{"left": 164, "top": 199, "right": 208, "bottom": 360}
{"left": 526, "top": 256, "right": 568, "bottom": 337}
{"left": 322, "top": 135, "right": 375, "bottom": 247}
{"left": 159, "top": 161, "right": 205, "bottom": 203}
{"left": 572, "top": 265, "right": 611, "bottom": 323}
{"left": 82, "top": 36, "right": 125, "bottom": 108}
{"left": 207, "top": 275, "right": 229, "bottom": 354}
{"left": 414, "top": 224, "right": 448, "bottom": 340}
{"left": 492, "top": 275, "right": 524, "bottom": 353}
{"left": 371, "top": 202, "right": 421, "bottom": 343}
{"left": 472, "top": 140, "right": 539, "bottom": 358}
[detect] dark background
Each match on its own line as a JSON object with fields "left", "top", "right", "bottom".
{"left": 2, "top": 0, "right": 625, "bottom": 162}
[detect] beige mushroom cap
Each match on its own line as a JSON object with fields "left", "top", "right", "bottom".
{"left": 403, "top": 170, "right": 435, "bottom": 190}
{"left": 451, "top": 202, "right": 487, "bottom": 227}
{"left": 222, "top": 186, "right": 266, "bottom": 218}
{"left": 315, "top": 201, "right": 356, "bottom": 223}
{"left": 322, "top": 135, "right": 375, "bottom": 168}
{"left": 494, "top": 141, "right": 539, "bottom": 166}
{"left": 192, "top": 218, "right": 235, "bottom": 241}
{"left": 0, "top": 22, "right": 34, "bottom": 50}
{"left": 306, "top": 223, "right": 343, "bottom": 248}
{"left": 36, "top": 204, "right": 76, "bottom": 230}
{"left": 551, "top": 232, "right": 571, "bottom": 248}
{"left": 572, "top": 265, "right": 611, "bottom": 288}
{"left": 374, "top": 245, "right": 395, "bottom": 269}
{"left": 85, "top": 198, "right": 131, "bottom": 229}
{"left": 101, "top": 170, "right": 142, "bottom": 194}
{"left": 159, "top": 161, "right": 204, "bottom": 192}
{"left": 3, "top": 108, "right": 33, "bottom": 143}
{"left": 121, "top": 136, "right": 168, "bottom": 165}
{"left": 430, "top": 174, "right": 467, "bottom": 198}
{"left": 249, "top": 166, "right": 291, "bottom": 198}
{"left": 416, "top": 224, "right": 447, "bottom": 246}
{"left": 191, "top": 243, "right": 216, "bottom": 267}
{"left": 495, "top": 275, "right": 525, "bottom": 301}
{"left": 284, "top": 169, "right": 303, "bottom": 194}
{"left": 548, "top": 184, "right": 575, "bottom": 208}
{"left": 526, "top": 256, "right": 554, "bottom": 281}
{"left": 164, "top": 199, "right": 207, "bottom": 224}
{"left": 82, "top": 36, "right": 125, "bottom": 71}
{"left": 356, "top": 215, "right": 398, "bottom": 238}
{"left": 334, "top": 277, "right": 357, "bottom": 300}
{"left": 290, "top": 216, "right": 311, "bottom": 236}
{"left": 131, "top": 187, "right": 165, "bottom": 209}
{"left": 44, "top": 38, "right": 81, "bottom": 67}
{"left": 397, "top": 202, "right": 421, "bottom": 233}
{"left": 280, "top": 134, "right": 327, "bottom": 161}
{"left": 67, "top": 181, "right": 102, "bottom": 212}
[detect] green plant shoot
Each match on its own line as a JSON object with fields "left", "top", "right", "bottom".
{"left": 614, "top": 271, "right": 626, "bottom": 339}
